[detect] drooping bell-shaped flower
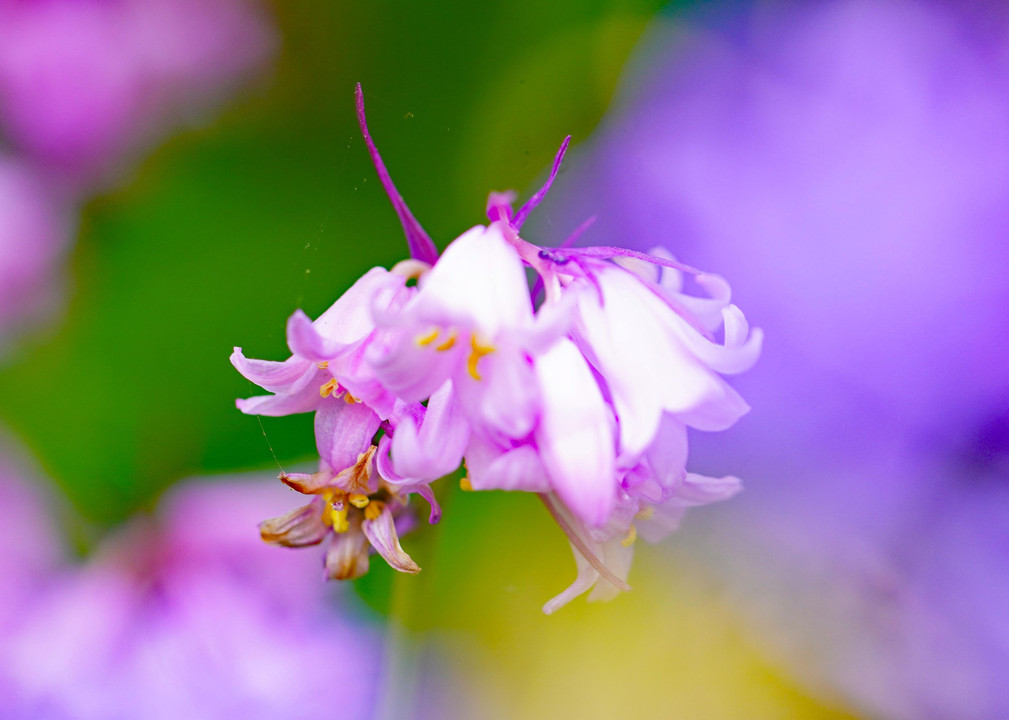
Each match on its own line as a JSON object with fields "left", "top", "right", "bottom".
{"left": 231, "top": 84, "right": 761, "bottom": 610}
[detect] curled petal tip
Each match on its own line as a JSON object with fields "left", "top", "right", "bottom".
{"left": 362, "top": 505, "right": 421, "bottom": 574}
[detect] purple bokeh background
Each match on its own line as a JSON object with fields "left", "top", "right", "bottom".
{"left": 0, "top": 444, "right": 381, "bottom": 720}
{"left": 548, "top": 1, "right": 1009, "bottom": 717}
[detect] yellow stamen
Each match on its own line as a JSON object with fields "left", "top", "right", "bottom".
{"left": 364, "top": 500, "right": 385, "bottom": 521}
{"left": 343, "top": 391, "right": 358, "bottom": 404}
{"left": 319, "top": 378, "right": 339, "bottom": 398}
{"left": 331, "top": 507, "right": 350, "bottom": 533}
{"left": 320, "top": 490, "right": 334, "bottom": 526}
{"left": 316, "top": 361, "right": 329, "bottom": 369}
{"left": 435, "top": 330, "right": 458, "bottom": 352}
{"left": 635, "top": 506, "right": 655, "bottom": 521}
{"left": 348, "top": 493, "right": 370, "bottom": 509}
{"left": 467, "top": 334, "right": 496, "bottom": 381}
{"left": 459, "top": 477, "right": 473, "bottom": 491}
{"left": 416, "top": 328, "right": 439, "bottom": 346}
{"left": 621, "top": 524, "right": 638, "bottom": 547}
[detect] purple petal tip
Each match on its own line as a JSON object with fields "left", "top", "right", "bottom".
{"left": 514, "top": 136, "right": 572, "bottom": 229}
{"left": 355, "top": 83, "right": 439, "bottom": 265}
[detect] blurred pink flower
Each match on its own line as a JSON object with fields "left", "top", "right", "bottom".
{"left": 0, "top": 157, "right": 70, "bottom": 346}
{"left": 0, "top": 460, "right": 381, "bottom": 719}
{"left": 0, "top": 0, "right": 274, "bottom": 185}
{"left": 0, "top": 437, "right": 62, "bottom": 631}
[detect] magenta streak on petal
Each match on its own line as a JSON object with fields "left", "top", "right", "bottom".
{"left": 513, "top": 136, "right": 571, "bottom": 230}
{"left": 563, "top": 246, "right": 700, "bottom": 275}
{"left": 355, "top": 84, "right": 439, "bottom": 265}
{"left": 538, "top": 494, "right": 631, "bottom": 593}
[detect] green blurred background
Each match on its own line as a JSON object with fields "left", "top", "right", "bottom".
{"left": 0, "top": 0, "right": 674, "bottom": 528}
{"left": 0, "top": 2, "right": 859, "bottom": 717}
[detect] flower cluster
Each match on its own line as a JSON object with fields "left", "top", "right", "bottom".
{"left": 233, "top": 85, "right": 761, "bottom": 612}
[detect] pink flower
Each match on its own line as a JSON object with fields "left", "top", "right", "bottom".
{"left": 0, "top": 460, "right": 381, "bottom": 719}
{"left": 231, "top": 85, "right": 761, "bottom": 611}
{"left": 0, "top": 0, "right": 274, "bottom": 185}
{"left": 260, "top": 446, "right": 423, "bottom": 579}
{"left": 233, "top": 264, "right": 447, "bottom": 577}
{"left": 0, "top": 157, "right": 70, "bottom": 344}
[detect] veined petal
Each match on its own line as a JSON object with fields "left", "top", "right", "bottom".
{"left": 325, "top": 526, "right": 371, "bottom": 580}
{"left": 576, "top": 267, "right": 747, "bottom": 453}
{"left": 314, "top": 399, "right": 381, "bottom": 473}
{"left": 534, "top": 338, "right": 616, "bottom": 527}
{"left": 286, "top": 310, "right": 355, "bottom": 363}
{"left": 621, "top": 413, "right": 690, "bottom": 504}
{"left": 390, "top": 380, "right": 469, "bottom": 481}
{"left": 515, "top": 290, "right": 576, "bottom": 355}
{"left": 464, "top": 434, "right": 551, "bottom": 493}
{"left": 331, "top": 337, "right": 399, "bottom": 418}
{"left": 673, "top": 378, "right": 750, "bottom": 432}
{"left": 373, "top": 436, "right": 440, "bottom": 523}
{"left": 666, "top": 273, "right": 732, "bottom": 332}
{"left": 259, "top": 498, "right": 327, "bottom": 547}
{"left": 666, "top": 303, "right": 763, "bottom": 375}
{"left": 412, "top": 224, "right": 532, "bottom": 336}
{"left": 586, "top": 539, "right": 635, "bottom": 603}
{"left": 230, "top": 348, "right": 315, "bottom": 394}
{"left": 235, "top": 368, "right": 326, "bottom": 417}
{"left": 367, "top": 327, "right": 461, "bottom": 402}
{"left": 457, "top": 342, "right": 539, "bottom": 439}
{"left": 287, "top": 267, "right": 404, "bottom": 361}
{"left": 362, "top": 505, "right": 420, "bottom": 574}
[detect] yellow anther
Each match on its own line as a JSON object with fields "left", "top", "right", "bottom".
{"left": 348, "top": 493, "right": 370, "bottom": 509}
{"left": 635, "top": 506, "right": 655, "bottom": 521}
{"left": 316, "top": 361, "right": 329, "bottom": 369}
{"left": 459, "top": 477, "right": 473, "bottom": 491}
{"left": 343, "top": 391, "right": 358, "bottom": 404}
{"left": 331, "top": 507, "right": 350, "bottom": 533}
{"left": 621, "top": 524, "right": 638, "bottom": 547}
{"left": 364, "top": 501, "right": 385, "bottom": 521}
{"left": 416, "top": 328, "right": 440, "bottom": 346}
{"left": 321, "top": 489, "right": 350, "bottom": 530}
{"left": 467, "top": 334, "right": 495, "bottom": 381}
{"left": 319, "top": 378, "right": 339, "bottom": 398}
{"left": 435, "top": 330, "right": 458, "bottom": 352}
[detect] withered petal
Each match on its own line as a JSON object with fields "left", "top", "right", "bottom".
{"left": 324, "top": 527, "right": 371, "bottom": 580}
{"left": 279, "top": 471, "right": 333, "bottom": 495}
{"left": 362, "top": 505, "right": 420, "bottom": 574}
{"left": 259, "top": 498, "right": 327, "bottom": 547}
